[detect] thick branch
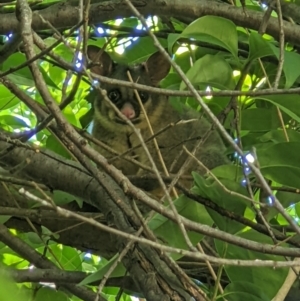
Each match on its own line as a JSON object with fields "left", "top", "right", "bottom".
{"left": 1, "top": 135, "right": 300, "bottom": 258}
{"left": 1, "top": 0, "right": 300, "bottom": 45}
{"left": 0, "top": 267, "right": 139, "bottom": 291}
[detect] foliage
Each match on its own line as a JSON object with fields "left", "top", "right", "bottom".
{"left": 0, "top": 1, "right": 300, "bottom": 301}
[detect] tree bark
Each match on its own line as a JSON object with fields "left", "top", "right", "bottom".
{"left": 1, "top": 0, "right": 300, "bottom": 45}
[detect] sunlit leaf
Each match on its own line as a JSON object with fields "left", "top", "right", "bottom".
{"left": 248, "top": 33, "right": 300, "bottom": 88}
{"left": 169, "top": 16, "right": 238, "bottom": 58}
{"left": 80, "top": 254, "right": 125, "bottom": 285}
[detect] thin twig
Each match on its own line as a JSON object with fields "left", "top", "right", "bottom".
{"left": 123, "top": 0, "right": 300, "bottom": 236}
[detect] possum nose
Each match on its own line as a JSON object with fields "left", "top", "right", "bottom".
{"left": 121, "top": 102, "right": 136, "bottom": 119}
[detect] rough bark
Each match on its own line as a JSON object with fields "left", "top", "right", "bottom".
{"left": 1, "top": 0, "right": 300, "bottom": 45}
{"left": 0, "top": 132, "right": 199, "bottom": 300}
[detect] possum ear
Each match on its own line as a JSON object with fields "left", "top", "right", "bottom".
{"left": 87, "top": 45, "right": 113, "bottom": 76}
{"left": 144, "top": 51, "right": 171, "bottom": 86}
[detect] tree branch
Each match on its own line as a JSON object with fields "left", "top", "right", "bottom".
{"left": 1, "top": 0, "right": 300, "bottom": 46}
{"left": 0, "top": 223, "right": 100, "bottom": 301}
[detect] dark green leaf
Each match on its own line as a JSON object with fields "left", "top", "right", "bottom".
{"left": 192, "top": 172, "right": 250, "bottom": 233}
{"left": 257, "top": 142, "right": 300, "bottom": 188}
{"left": 224, "top": 281, "right": 270, "bottom": 301}
{"left": 241, "top": 108, "right": 281, "bottom": 131}
{"left": 216, "top": 230, "right": 288, "bottom": 299}
{"left": 149, "top": 195, "right": 213, "bottom": 260}
{"left": 180, "top": 54, "right": 235, "bottom": 90}
{"left": 46, "top": 135, "right": 72, "bottom": 158}
{"left": 52, "top": 190, "right": 84, "bottom": 207}
{"left": 256, "top": 94, "right": 300, "bottom": 123}
{"left": 259, "top": 130, "right": 300, "bottom": 143}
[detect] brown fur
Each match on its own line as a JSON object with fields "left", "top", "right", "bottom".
{"left": 88, "top": 45, "right": 228, "bottom": 190}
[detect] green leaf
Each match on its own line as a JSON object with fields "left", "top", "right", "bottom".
{"left": 169, "top": 16, "right": 238, "bottom": 58}
{"left": 224, "top": 281, "right": 270, "bottom": 301}
{"left": 46, "top": 135, "right": 71, "bottom": 158}
{"left": 241, "top": 108, "right": 281, "bottom": 131}
{"left": 62, "top": 106, "right": 79, "bottom": 127}
{"left": 80, "top": 254, "right": 125, "bottom": 285}
{"left": 39, "top": 65, "right": 60, "bottom": 90}
{"left": 0, "top": 273, "right": 29, "bottom": 301}
{"left": 167, "top": 33, "right": 180, "bottom": 54}
{"left": 276, "top": 191, "right": 300, "bottom": 208}
{"left": 265, "top": 191, "right": 300, "bottom": 221}
{"left": 210, "top": 164, "right": 244, "bottom": 181}
{"left": 0, "top": 216, "right": 10, "bottom": 224}
{"left": 149, "top": 194, "right": 213, "bottom": 260}
{"left": 216, "top": 230, "right": 288, "bottom": 299}
{"left": 0, "top": 115, "right": 28, "bottom": 128}
{"left": 41, "top": 226, "right": 59, "bottom": 241}
{"left": 180, "top": 54, "right": 235, "bottom": 90}
{"left": 53, "top": 190, "right": 83, "bottom": 207}
{"left": 195, "top": 44, "right": 221, "bottom": 58}
{"left": 49, "top": 42, "right": 74, "bottom": 63}
{"left": 121, "top": 37, "right": 168, "bottom": 64}
{"left": 257, "top": 142, "right": 300, "bottom": 188}
{"left": 2, "top": 252, "right": 26, "bottom": 267}
{"left": 48, "top": 244, "right": 82, "bottom": 271}
{"left": 2, "top": 53, "right": 34, "bottom": 86}
{"left": 26, "top": 232, "right": 44, "bottom": 245}
{"left": 2, "top": 53, "right": 59, "bottom": 89}
{"left": 259, "top": 130, "right": 300, "bottom": 143}
{"left": 35, "top": 287, "right": 68, "bottom": 301}
{"left": 174, "top": 50, "right": 194, "bottom": 73}
{"left": 248, "top": 32, "right": 274, "bottom": 62}
{"left": 192, "top": 173, "right": 250, "bottom": 234}
{"left": 257, "top": 94, "right": 300, "bottom": 123}
{"left": 120, "top": 17, "right": 139, "bottom": 28}
{"left": 248, "top": 33, "right": 300, "bottom": 88}
{"left": 79, "top": 107, "right": 93, "bottom": 129}
{"left": 161, "top": 74, "right": 181, "bottom": 90}
{"left": 270, "top": 44, "right": 300, "bottom": 88}
{"left": 0, "top": 86, "right": 20, "bottom": 109}
{"left": 295, "top": 202, "right": 300, "bottom": 218}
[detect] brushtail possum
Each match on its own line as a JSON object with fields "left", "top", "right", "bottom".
{"left": 88, "top": 45, "right": 228, "bottom": 190}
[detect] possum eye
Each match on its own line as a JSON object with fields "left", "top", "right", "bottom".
{"left": 108, "top": 90, "right": 121, "bottom": 102}
{"left": 138, "top": 91, "right": 149, "bottom": 102}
